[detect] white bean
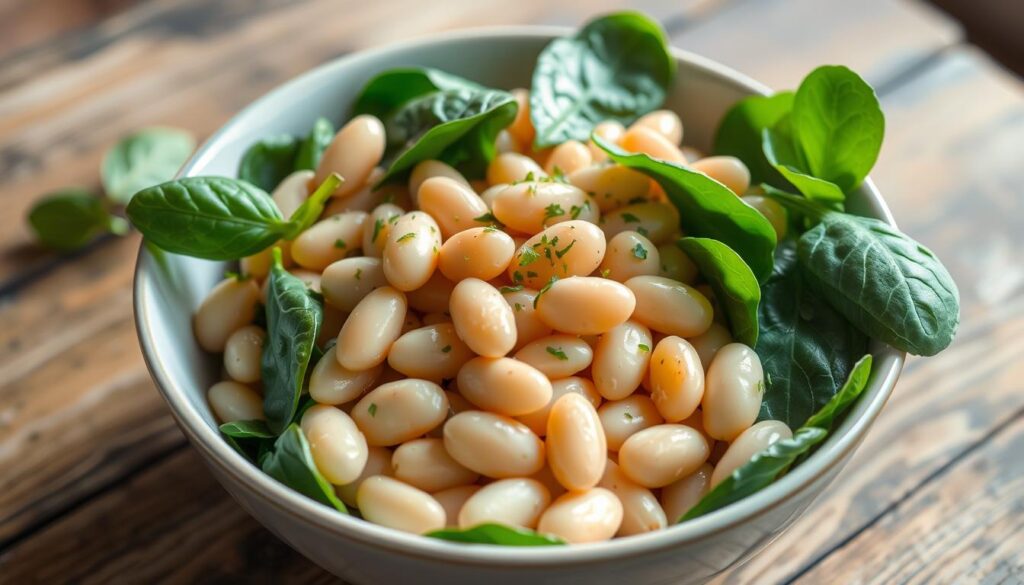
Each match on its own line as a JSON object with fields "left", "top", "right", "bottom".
{"left": 316, "top": 115, "right": 386, "bottom": 198}
{"left": 459, "top": 478, "right": 551, "bottom": 530}
{"left": 517, "top": 376, "right": 601, "bottom": 437}
{"left": 597, "top": 394, "right": 664, "bottom": 451}
{"left": 356, "top": 476, "right": 446, "bottom": 534}
{"left": 599, "top": 230, "right": 660, "bottom": 282}
{"left": 513, "top": 334, "right": 593, "bottom": 380}
{"left": 535, "top": 277, "right": 636, "bottom": 335}
{"left": 301, "top": 405, "right": 368, "bottom": 485}
{"left": 443, "top": 411, "right": 545, "bottom": 478}
{"left": 409, "top": 160, "right": 470, "bottom": 204}
{"left": 660, "top": 463, "right": 712, "bottom": 522}
{"left": 537, "top": 488, "right": 623, "bottom": 544}
{"left": 207, "top": 381, "right": 263, "bottom": 423}
{"left": 711, "top": 420, "right": 792, "bottom": 487}
{"left": 546, "top": 393, "right": 607, "bottom": 491}
{"left": 362, "top": 203, "right": 405, "bottom": 258}
{"left": 392, "top": 438, "right": 479, "bottom": 492}
{"left": 449, "top": 278, "right": 517, "bottom": 358}
{"left": 702, "top": 343, "right": 765, "bottom": 442}
{"left": 457, "top": 357, "right": 552, "bottom": 416}
{"left": 351, "top": 379, "right": 448, "bottom": 446}
{"left": 618, "top": 424, "right": 710, "bottom": 488}
{"left": 387, "top": 322, "right": 474, "bottom": 381}
{"left": 223, "top": 325, "right": 265, "bottom": 384}
{"left": 592, "top": 320, "right": 653, "bottom": 400}
{"left": 502, "top": 287, "right": 553, "bottom": 350}
{"left": 569, "top": 164, "right": 651, "bottom": 212}
{"left": 508, "top": 221, "right": 606, "bottom": 289}
{"left": 625, "top": 275, "right": 713, "bottom": 337}
{"left": 599, "top": 459, "right": 667, "bottom": 536}
{"left": 439, "top": 227, "right": 515, "bottom": 282}
{"left": 309, "top": 345, "right": 382, "bottom": 405}
{"left": 491, "top": 181, "right": 592, "bottom": 234}
{"left": 321, "top": 256, "right": 387, "bottom": 312}
{"left": 291, "top": 211, "right": 368, "bottom": 271}
{"left": 194, "top": 277, "right": 260, "bottom": 352}
{"left": 335, "top": 286, "right": 407, "bottom": 371}
{"left": 417, "top": 177, "right": 490, "bottom": 239}
{"left": 336, "top": 446, "right": 392, "bottom": 507}
{"left": 649, "top": 336, "right": 704, "bottom": 422}
{"left": 382, "top": 212, "right": 441, "bottom": 292}
{"left": 690, "top": 156, "right": 750, "bottom": 196}
{"left": 271, "top": 170, "right": 314, "bottom": 217}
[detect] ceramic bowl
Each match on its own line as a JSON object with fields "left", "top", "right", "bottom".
{"left": 133, "top": 26, "right": 904, "bottom": 585}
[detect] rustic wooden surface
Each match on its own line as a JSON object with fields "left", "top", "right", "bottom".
{"left": 0, "top": 0, "right": 1022, "bottom": 583}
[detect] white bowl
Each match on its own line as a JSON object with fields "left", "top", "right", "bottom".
{"left": 133, "top": 26, "right": 905, "bottom": 585}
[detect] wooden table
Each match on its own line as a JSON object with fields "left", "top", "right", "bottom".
{"left": 1, "top": 0, "right": 1022, "bottom": 582}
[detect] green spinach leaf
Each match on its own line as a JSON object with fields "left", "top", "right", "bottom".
{"left": 352, "top": 67, "right": 483, "bottom": 120}
{"left": 531, "top": 11, "right": 674, "bottom": 148}
{"left": 426, "top": 524, "right": 565, "bottom": 546}
{"left": 238, "top": 135, "right": 301, "bottom": 192}
{"left": 798, "top": 213, "right": 959, "bottom": 356}
{"left": 262, "top": 249, "right": 324, "bottom": 434}
{"left": 676, "top": 237, "right": 760, "bottom": 346}
{"left": 101, "top": 127, "right": 196, "bottom": 204}
{"left": 595, "top": 135, "right": 777, "bottom": 282}
{"left": 713, "top": 92, "right": 793, "bottom": 186}
{"left": 261, "top": 424, "right": 347, "bottom": 512}
{"left": 126, "top": 177, "right": 291, "bottom": 260}
{"left": 220, "top": 420, "right": 274, "bottom": 438}
{"left": 755, "top": 241, "right": 867, "bottom": 427}
{"left": 294, "top": 117, "right": 335, "bottom": 171}
{"left": 680, "top": 427, "right": 827, "bottom": 521}
{"left": 802, "top": 354, "right": 873, "bottom": 431}
{"left": 28, "top": 189, "right": 129, "bottom": 251}
{"left": 762, "top": 126, "right": 846, "bottom": 204}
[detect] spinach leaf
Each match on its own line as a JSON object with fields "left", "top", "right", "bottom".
{"left": 680, "top": 427, "right": 827, "bottom": 521}
{"left": 755, "top": 241, "right": 867, "bottom": 427}
{"left": 126, "top": 177, "right": 291, "bottom": 260}
{"left": 762, "top": 126, "right": 846, "bottom": 204}
{"left": 220, "top": 420, "right": 274, "bottom": 438}
{"left": 713, "top": 92, "right": 793, "bottom": 186}
{"left": 282, "top": 173, "right": 343, "bottom": 239}
{"left": 798, "top": 213, "right": 959, "bottom": 356}
{"left": 595, "top": 136, "right": 777, "bottom": 282}
{"left": 676, "top": 237, "right": 760, "bottom": 346}
{"left": 380, "top": 88, "right": 517, "bottom": 183}
{"left": 101, "top": 127, "right": 196, "bottom": 204}
{"left": 238, "top": 135, "right": 301, "bottom": 192}
{"left": 262, "top": 249, "right": 324, "bottom": 434}
{"left": 28, "top": 189, "right": 129, "bottom": 251}
{"left": 294, "top": 117, "right": 335, "bottom": 171}
{"left": 802, "top": 354, "right": 873, "bottom": 431}
{"left": 352, "top": 67, "right": 483, "bottom": 120}
{"left": 531, "top": 11, "right": 674, "bottom": 148}
{"left": 426, "top": 524, "right": 565, "bottom": 546}
{"left": 790, "top": 65, "right": 884, "bottom": 193}
{"left": 261, "top": 424, "right": 347, "bottom": 512}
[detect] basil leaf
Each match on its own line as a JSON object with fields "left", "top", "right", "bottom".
{"left": 531, "top": 11, "right": 674, "bottom": 148}
{"left": 802, "top": 354, "right": 873, "bottom": 431}
{"left": 219, "top": 420, "right": 274, "bottom": 438}
{"left": 676, "top": 237, "right": 760, "bottom": 346}
{"left": 262, "top": 249, "right": 324, "bottom": 434}
{"left": 261, "top": 424, "right": 347, "bottom": 512}
{"left": 101, "top": 127, "right": 195, "bottom": 204}
{"left": 380, "top": 88, "right": 517, "bottom": 183}
{"left": 762, "top": 126, "right": 846, "bottom": 204}
{"left": 28, "top": 189, "right": 129, "bottom": 251}
{"left": 755, "top": 241, "right": 867, "bottom": 427}
{"left": 126, "top": 177, "right": 290, "bottom": 260}
{"left": 798, "top": 213, "right": 959, "bottom": 356}
{"left": 595, "top": 136, "right": 777, "bottom": 282}
{"left": 680, "top": 427, "right": 827, "bottom": 521}
{"left": 790, "top": 65, "right": 884, "bottom": 193}
{"left": 282, "top": 173, "right": 344, "bottom": 239}
{"left": 352, "top": 67, "right": 483, "bottom": 120}
{"left": 294, "top": 117, "right": 335, "bottom": 171}
{"left": 238, "top": 134, "right": 301, "bottom": 191}
{"left": 426, "top": 524, "right": 565, "bottom": 546}
{"left": 713, "top": 92, "right": 794, "bottom": 186}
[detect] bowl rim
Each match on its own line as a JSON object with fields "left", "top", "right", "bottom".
{"left": 133, "top": 24, "right": 905, "bottom": 566}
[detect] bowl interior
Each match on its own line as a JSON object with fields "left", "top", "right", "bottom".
{"left": 134, "top": 26, "right": 904, "bottom": 564}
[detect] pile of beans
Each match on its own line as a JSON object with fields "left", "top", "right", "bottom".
{"left": 200, "top": 88, "right": 793, "bottom": 544}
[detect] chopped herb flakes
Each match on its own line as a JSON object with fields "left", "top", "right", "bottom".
{"left": 499, "top": 285, "right": 524, "bottom": 293}
{"left": 368, "top": 403, "right": 378, "bottom": 417}
{"left": 397, "top": 232, "right": 416, "bottom": 243}
{"left": 442, "top": 345, "right": 452, "bottom": 353}
{"left": 546, "top": 346, "right": 569, "bottom": 361}
{"left": 544, "top": 203, "right": 565, "bottom": 219}
{"left": 372, "top": 218, "right": 385, "bottom": 242}
{"left": 632, "top": 243, "right": 648, "bottom": 260}
{"left": 621, "top": 212, "right": 641, "bottom": 223}
{"left": 334, "top": 239, "right": 346, "bottom": 249}
{"left": 637, "top": 343, "right": 651, "bottom": 353}
{"left": 519, "top": 247, "right": 541, "bottom": 266}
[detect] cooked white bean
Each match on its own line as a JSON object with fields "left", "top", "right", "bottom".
{"left": 691, "top": 156, "right": 750, "bottom": 196}
{"left": 599, "top": 459, "right": 667, "bottom": 536}
{"left": 535, "top": 277, "right": 636, "bottom": 335}
{"left": 310, "top": 345, "right": 382, "bottom": 405}
{"left": 443, "top": 411, "right": 545, "bottom": 477}
{"left": 742, "top": 194, "right": 788, "bottom": 240}
{"left": 631, "top": 110, "right": 683, "bottom": 145}
{"left": 688, "top": 322, "right": 733, "bottom": 371}
{"left": 599, "top": 230, "right": 660, "bottom": 282}
{"left": 568, "top": 164, "right": 651, "bottom": 212}
{"left": 592, "top": 320, "right": 653, "bottom": 400}
{"left": 325, "top": 167, "right": 411, "bottom": 214}
{"left": 406, "top": 271, "right": 455, "bottom": 314}
{"left": 491, "top": 181, "right": 591, "bottom": 234}
{"left": 351, "top": 379, "right": 448, "bottom": 446}
{"left": 409, "top": 160, "right": 470, "bottom": 204}
{"left": 194, "top": 277, "right": 261, "bottom": 352}
{"left": 544, "top": 140, "right": 592, "bottom": 176}
{"left": 508, "top": 220, "right": 606, "bottom": 289}
{"left": 537, "top": 488, "right": 623, "bottom": 544}
{"left": 417, "top": 177, "right": 491, "bottom": 239}
{"left": 502, "top": 287, "right": 553, "bottom": 350}
{"left": 457, "top": 357, "right": 552, "bottom": 416}
{"left": 625, "top": 275, "right": 713, "bottom": 338}
{"left": 388, "top": 323, "right": 474, "bottom": 381}
{"left": 547, "top": 393, "right": 607, "bottom": 491}
{"left": 362, "top": 203, "right": 405, "bottom": 258}
{"left": 587, "top": 120, "right": 627, "bottom": 162}
{"left": 620, "top": 125, "right": 687, "bottom": 164}
{"left": 449, "top": 278, "right": 517, "bottom": 357}
{"left": 271, "top": 170, "right": 314, "bottom": 217}
{"left": 598, "top": 394, "right": 664, "bottom": 451}
{"left": 207, "top": 381, "right": 263, "bottom": 423}
{"left": 335, "top": 446, "right": 391, "bottom": 507}
{"left": 382, "top": 212, "right": 441, "bottom": 291}
{"left": 321, "top": 256, "right": 386, "bottom": 312}
{"left": 618, "top": 424, "right": 710, "bottom": 488}
{"left": 316, "top": 115, "right": 386, "bottom": 198}
{"left": 657, "top": 243, "right": 699, "bottom": 284}
{"left": 710, "top": 420, "right": 792, "bottom": 487}
{"left": 513, "top": 335, "right": 589, "bottom": 380}
{"left": 336, "top": 286, "right": 407, "bottom": 370}
{"left": 301, "top": 405, "right": 368, "bottom": 485}
{"left": 517, "top": 378, "right": 601, "bottom": 438}
{"left": 439, "top": 227, "right": 515, "bottom": 282}
{"left": 434, "top": 484, "right": 481, "bottom": 527}
{"left": 459, "top": 478, "right": 551, "bottom": 530}
{"left": 291, "top": 211, "right": 368, "bottom": 270}
{"left": 487, "top": 152, "right": 545, "bottom": 186}
{"left": 507, "top": 89, "right": 535, "bottom": 147}
{"left": 601, "top": 202, "right": 680, "bottom": 245}
{"left": 357, "top": 476, "right": 446, "bottom": 534}
{"left": 391, "top": 438, "right": 479, "bottom": 492}
{"left": 649, "top": 336, "right": 704, "bottom": 422}
{"left": 702, "top": 343, "right": 765, "bottom": 442}
{"left": 223, "top": 325, "right": 265, "bottom": 384}
{"left": 660, "top": 463, "right": 712, "bottom": 522}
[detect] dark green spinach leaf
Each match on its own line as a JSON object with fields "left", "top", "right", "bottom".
{"left": 262, "top": 249, "right": 324, "bottom": 434}
{"left": 531, "top": 11, "right": 674, "bottom": 148}
{"left": 799, "top": 213, "right": 959, "bottom": 356}
{"left": 595, "top": 135, "right": 777, "bottom": 282}
{"left": 352, "top": 67, "right": 483, "bottom": 120}
{"left": 28, "top": 189, "right": 129, "bottom": 251}
{"left": 220, "top": 420, "right": 274, "bottom": 438}
{"left": 101, "top": 127, "right": 196, "bottom": 203}
{"left": 762, "top": 126, "right": 846, "bottom": 204}
{"left": 261, "top": 424, "right": 347, "bottom": 512}
{"left": 294, "top": 117, "right": 335, "bottom": 171}
{"left": 238, "top": 135, "right": 301, "bottom": 192}
{"left": 676, "top": 237, "right": 760, "bottom": 346}
{"left": 802, "top": 354, "right": 873, "bottom": 431}
{"left": 126, "top": 177, "right": 291, "bottom": 260}
{"left": 713, "top": 92, "right": 793, "bottom": 186}
{"left": 426, "top": 523, "right": 565, "bottom": 546}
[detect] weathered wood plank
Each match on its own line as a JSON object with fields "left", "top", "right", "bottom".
{"left": 675, "top": 0, "right": 961, "bottom": 90}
